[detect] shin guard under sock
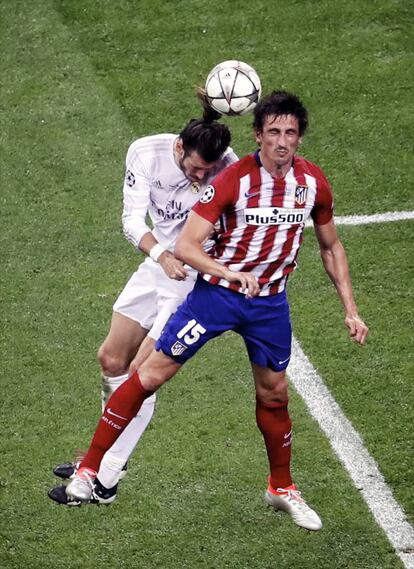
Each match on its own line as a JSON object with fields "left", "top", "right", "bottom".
{"left": 80, "top": 371, "right": 153, "bottom": 472}
{"left": 256, "top": 398, "right": 293, "bottom": 489}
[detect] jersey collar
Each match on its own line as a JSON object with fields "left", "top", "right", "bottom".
{"left": 254, "top": 150, "right": 295, "bottom": 178}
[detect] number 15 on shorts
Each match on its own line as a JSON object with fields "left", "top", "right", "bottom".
{"left": 169, "top": 318, "right": 207, "bottom": 357}
{"left": 177, "top": 319, "right": 206, "bottom": 345}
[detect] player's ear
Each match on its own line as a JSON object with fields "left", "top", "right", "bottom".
{"left": 254, "top": 129, "right": 262, "bottom": 145}
{"left": 175, "top": 138, "right": 185, "bottom": 157}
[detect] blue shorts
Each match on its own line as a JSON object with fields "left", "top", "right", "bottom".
{"left": 156, "top": 277, "right": 291, "bottom": 372}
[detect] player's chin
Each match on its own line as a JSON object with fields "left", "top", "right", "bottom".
{"left": 187, "top": 173, "right": 201, "bottom": 183}
{"left": 274, "top": 154, "right": 290, "bottom": 165}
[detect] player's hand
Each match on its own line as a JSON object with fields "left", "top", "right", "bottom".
{"left": 224, "top": 270, "right": 260, "bottom": 298}
{"left": 158, "top": 251, "right": 188, "bottom": 280}
{"left": 344, "top": 313, "right": 369, "bottom": 345}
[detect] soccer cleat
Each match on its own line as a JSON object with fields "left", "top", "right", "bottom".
{"left": 264, "top": 483, "right": 322, "bottom": 531}
{"left": 48, "top": 485, "right": 82, "bottom": 507}
{"left": 91, "top": 478, "right": 118, "bottom": 505}
{"left": 65, "top": 467, "right": 97, "bottom": 502}
{"left": 53, "top": 459, "right": 128, "bottom": 481}
{"left": 48, "top": 479, "right": 118, "bottom": 507}
{"left": 53, "top": 460, "right": 81, "bottom": 480}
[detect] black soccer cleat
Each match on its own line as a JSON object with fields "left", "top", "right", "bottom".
{"left": 53, "top": 460, "right": 128, "bottom": 480}
{"left": 48, "top": 478, "right": 118, "bottom": 507}
{"left": 53, "top": 461, "right": 80, "bottom": 480}
{"left": 92, "top": 478, "right": 118, "bottom": 504}
{"left": 48, "top": 484, "right": 82, "bottom": 506}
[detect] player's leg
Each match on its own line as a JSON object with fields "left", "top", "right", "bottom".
{"left": 243, "top": 290, "right": 322, "bottom": 530}
{"left": 100, "top": 308, "right": 149, "bottom": 373}
{"left": 96, "top": 301, "right": 181, "bottom": 490}
{"left": 99, "top": 260, "right": 161, "bottom": 409}
{"left": 98, "top": 310, "right": 149, "bottom": 404}
{"left": 56, "top": 280, "right": 193, "bottom": 505}
{"left": 129, "top": 336, "right": 156, "bottom": 373}
{"left": 253, "top": 364, "right": 321, "bottom": 531}
{"left": 52, "top": 265, "right": 158, "bottom": 485}
{"left": 94, "top": 262, "right": 160, "bottom": 451}
{"left": 253, "top": 365, "right": 292, "bottom": 488}
{"left": 97, "top": 263, "right": 194, "bottom": 453}
{"left": 65, "top": 350, "right": 181, "bottom": 501}
{"left": 75, "top": 281, "right": 159, "bottom": 492}
{"left": 49, "top": 347, "right": 158, "bottom": 506}
{"left": 52, "top": 311, "right": 153, "bottom": 478}
{"left": 128, "top": 297, "right": 182, "bottom": 373}
{"left": 66, "top": 278, "right": 227, "bottom": 502}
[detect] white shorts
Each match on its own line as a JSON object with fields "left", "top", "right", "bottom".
{"left": 113, "top": 257, "right": 196, "bottom": 340}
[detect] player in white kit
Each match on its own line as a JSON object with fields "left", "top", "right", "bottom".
{"left": 49, "top": 99, "right": 237, "bottom": 506}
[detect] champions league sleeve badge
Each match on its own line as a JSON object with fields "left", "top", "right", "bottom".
{"left": 200, "top": 185, "right": 215, "bottom": 203}
{"left": 191, "top": 182, "right": 200, "bottom": 194}
{"left": 125, "top": 169, "right": 135, "bottom": 187}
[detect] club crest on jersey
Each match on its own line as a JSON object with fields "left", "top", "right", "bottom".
{"left": 171, "top": 341, "right": 187, "bottom": 356}
{"left": 295, "top": 185, "right": 308, "bottom": 205}
{"left": 191, "top": 182, "right": 200, "bottom": 194}
{"left": 244, "top": 206, "right": 307, "bottom": 226}
{"left": 125, "top": 169, "right": 135, "bottom": 187}
{"left": 200, "top": 185, "right": 215, "bottom": 203}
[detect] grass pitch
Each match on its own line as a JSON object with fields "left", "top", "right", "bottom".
{"left": 1, "top": 1, "right": 413, "bottom": 568}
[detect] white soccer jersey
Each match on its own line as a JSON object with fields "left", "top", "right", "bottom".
{"left": 122, "top": 133, "right": 237, "bottom": 250}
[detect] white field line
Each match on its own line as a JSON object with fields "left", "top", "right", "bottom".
{"left": 289, "top": 337, "right": 414, "bottom": 568}
{"left": 292, "top": 210, "right": 414, "bottom": 567}
{"left": 305, "top": 209, "right": 414, "bottom": 227}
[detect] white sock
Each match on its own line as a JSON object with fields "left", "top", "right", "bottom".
{"left": 97, "top": 393, "right": 156, "bottom": 489}
{"left": 101, "top": 373, "right": 129, "bottom": 412}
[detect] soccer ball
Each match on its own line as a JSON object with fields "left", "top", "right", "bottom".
{"left": 205, "top": 60, "right": 262, "bottom": 116}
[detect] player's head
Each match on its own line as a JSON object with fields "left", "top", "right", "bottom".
{"left": 179, "top": 118, "right": 231, "bottom": 163}
{"left": 253, "top": 91, "right": 308, "bottom": 136}
{"left": 175, "top": 103, "right": 231, "bottom": 182}
{"left": 252, "top": 91, "right": 308, "bottom": 174}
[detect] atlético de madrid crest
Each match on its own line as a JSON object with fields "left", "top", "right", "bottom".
{"left": 295, "top": 185, "right": 308, "bottom": 205}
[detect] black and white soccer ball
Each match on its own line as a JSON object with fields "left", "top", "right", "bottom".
{"left": 205, "top": 60, "right": 262, "bottom": 116}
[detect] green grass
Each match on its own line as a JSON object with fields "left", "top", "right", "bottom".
{"left": 289, "top": 222, "right": 414, "bottom": 521}
{"left": 1, "top": 0, "right": 412, "bottom": 568}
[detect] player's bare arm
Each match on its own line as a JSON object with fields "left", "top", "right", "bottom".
{"left": 175, "top": 211, "right": 260, "bottom": 298}
{"left": 314, "top": 219, "right": 368, "bottom": 345}
{"left": 138, "top": 231, "right": 188, "bottom": 281}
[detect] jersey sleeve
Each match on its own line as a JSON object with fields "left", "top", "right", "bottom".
{"left": 221, "top": 146, "right": 239, "bottom": 168}
{"left": 311, "top": 167, "right": 334, "bottom": 225}
{"left": 192, "top": 165, "right": 237, "bottom": 224}
{"left": 121, "top": 143, "right": 153, "bottom": 249}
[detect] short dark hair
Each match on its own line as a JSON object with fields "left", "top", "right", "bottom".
{"left": 253, "top": 91, "right": 308, "bottom": 136}
{"left": 179, "top": 118, "right": 231, "bottom": 163}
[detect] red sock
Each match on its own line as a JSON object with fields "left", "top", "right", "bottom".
{"left": 256, "top": 398, "right": 293, "bottom": 489}
{"left": 80, "top": 371, "right": 153, "bottom": 472}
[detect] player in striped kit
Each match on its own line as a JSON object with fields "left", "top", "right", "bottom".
{"left": 49, "top": 100, "right": 237, "bottom": 505}
{"left": 65, "top": 91, "right": 368, "bottom": 529}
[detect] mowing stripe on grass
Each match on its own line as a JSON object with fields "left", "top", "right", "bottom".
{"left": 289, "top": 337, "right": 414, "bottom": 569}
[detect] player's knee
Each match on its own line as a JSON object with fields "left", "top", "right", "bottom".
{"left": 256, "top": 376, "right": 288, "bottom": 405}
{"left": 138, "top": 363, "right": 170, "bottom": 392}
{"left": 97, "top": 345, "right": 129, "bottom": 376}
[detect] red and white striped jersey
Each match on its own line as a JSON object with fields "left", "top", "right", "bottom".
{"left": 193, "top": 151, "right": 334, "bottom": 296}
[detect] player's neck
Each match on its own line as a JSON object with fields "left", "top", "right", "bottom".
{"left": 259, "top": 151, "right": 293, "bottom": 179}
